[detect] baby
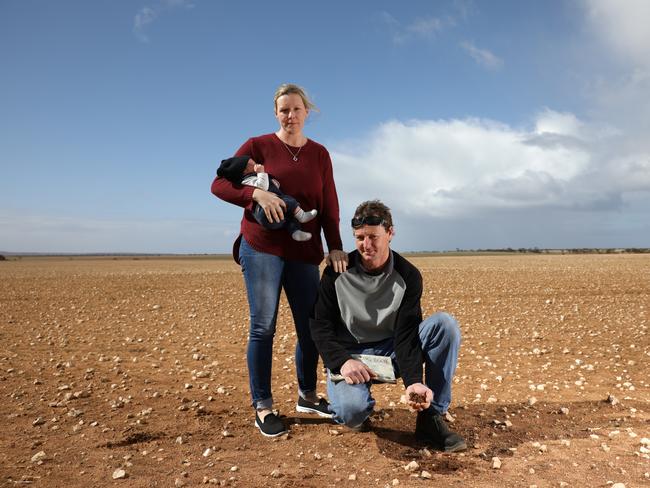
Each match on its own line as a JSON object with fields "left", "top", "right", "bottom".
{"left": 217, "top": 156, "right": 317, "bottom": 241}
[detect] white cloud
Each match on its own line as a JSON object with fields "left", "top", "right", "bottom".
{"left": 331, "top": 111, "right": 649, "bottom": 222}
{"left": 379, "top": 12, "right": 447, "bottom": 44}
{"left": 583, "top": 0, "right": 650, "bottom": 68}
{"left": 134, "top": 7, "right": 158, "bottom": 42}
{"left": 460, "top": 40, "right": 503, "bottom": 70}
{"left": 133, "top": 0, "right": 194, "bottom": 43}
{"left": 581, "top": 1, "right": 650, "bottom": 141}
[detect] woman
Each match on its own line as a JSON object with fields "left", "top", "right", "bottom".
{"left": 211, "top": 83, "right": 348, "bottom": 437}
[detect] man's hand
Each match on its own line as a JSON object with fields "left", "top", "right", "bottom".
{"left": 252, "top": 188, "right": 286, "bottom": 223}
{"left": 340, "top": 359, "right": 377, "bottom": 385}
{"left": 253, "top": 162, "right": 265, "bottom": 173}
{"left": 326, "top": 249, "right": 348, "bottom": 273}
{"left": 405, "top": 383, "right": 433, "bottom": 411}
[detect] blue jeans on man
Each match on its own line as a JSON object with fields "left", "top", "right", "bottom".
{"left": 326, "top": 312, "right": 461, "bottom": 429}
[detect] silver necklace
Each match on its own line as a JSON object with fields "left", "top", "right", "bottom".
{"left": 281, "top": 140, "right": 305, "bottom": 162}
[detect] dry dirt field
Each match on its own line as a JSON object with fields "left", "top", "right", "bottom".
{"left": 1, "top": 254, "right": 649, "bottom": 488}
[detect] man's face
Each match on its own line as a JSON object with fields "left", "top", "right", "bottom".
{"left": 353, "top": 224, "right": 394, "bottom": 272}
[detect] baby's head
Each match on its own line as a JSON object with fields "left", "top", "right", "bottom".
{"left": 244, "top": 159, "right": 256, "bottom": 174}
{"left": 246, "top": 160, "right": 264, "bottom": 173}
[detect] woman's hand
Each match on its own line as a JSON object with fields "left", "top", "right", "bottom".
{"left": 252, "top": 188, "right": 286, "bottom": 223}
{"left": 326, "top": 249, "right": 348, "bottom": 273}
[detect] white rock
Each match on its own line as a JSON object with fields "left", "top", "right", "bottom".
{"left": 270, "top": 469, "right": 281, "bottom": 478}
{"left": 527, "top": 397, "right": 537, "bottom": 406}
{"left": 404, "top": 460, "right": 419, "bottom": 472}
{"left": 421, "top": 470, "right": 432, "bottom": 479}
{"left": 31, "top": 451, "right": 46, "bottom": 463}
{"left": 203, "top": 448, "right": 213, "bottom": 457}
{"left": 112, "top": 469, "right": 127, "bottom": 479}
{"left": 491, "top": 457, "right": 502, "bottom": 469}
{"left": 348, "top": 474, "right": 357, "bottom": 480}
{"left": 611, "top": 484, "right": 625, "bottom": 488}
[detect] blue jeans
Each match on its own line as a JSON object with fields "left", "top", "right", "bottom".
{"left": 326, "top": 312, "right": 461, "bottom": 428}
{"left": 239, "top": 237, "right": 320, "bottom": 410}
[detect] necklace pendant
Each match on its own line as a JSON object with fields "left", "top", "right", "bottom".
{"left": 292, "top": 156, "right": 298, "bottom": 162}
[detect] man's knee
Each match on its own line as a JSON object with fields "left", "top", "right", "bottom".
{"left": 336, "top": 398, "right": 372, "bottom": 427}
{"left": 329, "top": 385, "right": 373, "bottom": 427}
{"left": 420, "top": 312, "right": 461, "bottom": 348}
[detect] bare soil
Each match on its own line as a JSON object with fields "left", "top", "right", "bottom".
{"left": 0, "top": 255, "right": 648, "bottom": 487}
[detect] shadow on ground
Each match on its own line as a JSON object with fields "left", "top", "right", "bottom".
{"left": 372, "top": 399, "right": 648, "bottom": 474}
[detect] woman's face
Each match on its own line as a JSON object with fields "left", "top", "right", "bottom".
{"left": 275, "top": 93, "right": 309, "bottom": 136}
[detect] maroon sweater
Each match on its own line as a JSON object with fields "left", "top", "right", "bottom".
{"left": 211, "top": 133, "right": 343, "bottom": 265}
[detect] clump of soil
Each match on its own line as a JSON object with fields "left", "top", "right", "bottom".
{"left": 409, "top": 391, "right": 427, "bottom": 404}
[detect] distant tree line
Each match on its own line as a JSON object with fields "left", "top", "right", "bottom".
{"left": 453, "top": 248, "right": 650, "bottom": 254}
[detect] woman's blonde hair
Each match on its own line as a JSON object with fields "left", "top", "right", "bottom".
{"left": 274, "top": 83, "right": 318, "bottom": 112}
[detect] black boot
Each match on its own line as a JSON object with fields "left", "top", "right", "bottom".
{"left": 415, "top": 410, "right": 467, "bottom": 452}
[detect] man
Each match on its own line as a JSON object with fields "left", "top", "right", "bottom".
{"left": 310, "top": 200, "right": 466, "bottom": 452}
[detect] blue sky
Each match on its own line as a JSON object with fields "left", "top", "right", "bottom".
{"left": 1, "top": 0, "right": 649, "bottom": 253}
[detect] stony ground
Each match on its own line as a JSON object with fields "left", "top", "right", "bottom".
{"left": 0, "top": 254, "right": 648, "bottom": 488}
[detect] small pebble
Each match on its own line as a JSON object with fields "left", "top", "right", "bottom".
{"left": 31, "top": 451, "right": 46, "bottom": 463}
{"left": 404, "top": 460, "right": 419, "bottom": 472}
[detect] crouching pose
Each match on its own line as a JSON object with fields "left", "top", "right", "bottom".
{"left": 310, "top": 200, "right": 467, "bottom": 452}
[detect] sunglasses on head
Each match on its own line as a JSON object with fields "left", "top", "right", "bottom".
{"left": 351, "top": 215, "right": 385, "bottom": 228}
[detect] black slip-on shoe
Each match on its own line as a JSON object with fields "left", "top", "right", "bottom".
{"left": 295, "top": 397, "right": 333, "bottom": 418}
{"left": 415, "top": 410, "right": 467, "bottom": 452}
{"left": 254, "top": 411, "right": 288, "bottom": 437}
{"left": 347, "top": 418, "right": 372, "bottom": 432}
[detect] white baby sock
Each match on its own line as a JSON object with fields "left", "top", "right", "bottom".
{"left": 294, "top": 208, "right": 317, "bottom": 223}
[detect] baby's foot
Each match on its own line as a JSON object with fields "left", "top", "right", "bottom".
{"left": 294, "top": 208, "right": 317, "bottom": 223}
{"left": 291, "top": 230, "right": 312, "bottom": 241}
